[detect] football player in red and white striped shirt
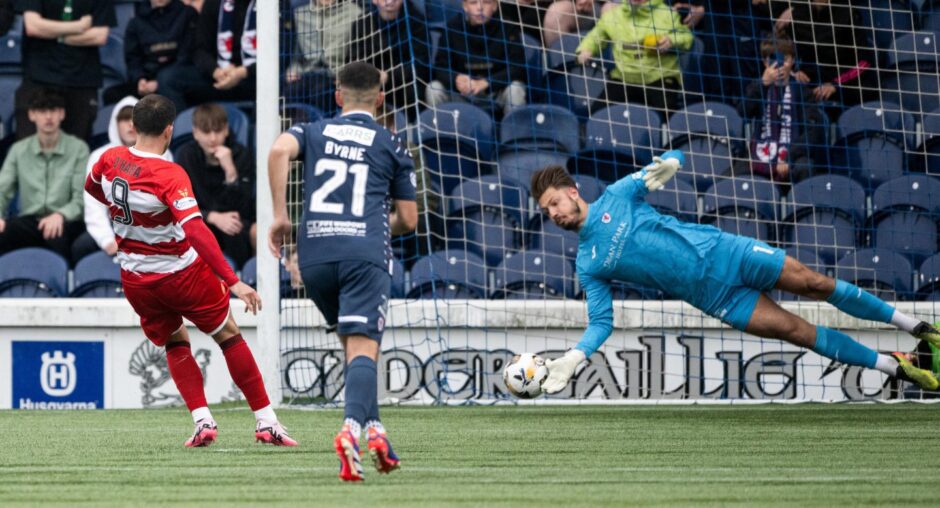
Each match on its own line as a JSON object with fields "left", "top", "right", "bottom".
{"left": 84, "top": 94, "right": 297, "bottom": 447}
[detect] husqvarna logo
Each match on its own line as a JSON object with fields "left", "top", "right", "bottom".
{"left": 13, "top": 341, "right": 104, "bottom": 409}
{"left": 40, "top": 351, "right": 77, "bottom": 396}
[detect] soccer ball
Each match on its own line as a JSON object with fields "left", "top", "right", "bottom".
{"left": 503, "top": 353, "right": 548, "bottom": 399}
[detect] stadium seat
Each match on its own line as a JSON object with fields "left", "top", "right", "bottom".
{"left": 407, "top": 250, "right": 487, "bottom": 299}
{"left": 870, "top": 175, "right": 940, "bottom": 263}
{"left": 500, "top": 104, "right": 580, "bottom": 155}
{"left": 572, "top": 174, "right": 606, "bottom": 204}
{"left": 419, "top": 103, "right": 496, "bottom": 194}
{"left": 678, "top": 36, "right": 706, "bottom": 98}
{"left": 882, "top": 32, "right": 940, "bottom": 119}
{"left": 917, "top": 253, "right": 940, "bottom": 300}
{"left": 833, "top": 102, "right": 914, "bottom": 189}
{"left": 644, "top": 177, "right": 697, "bottom": 223}
{"left": 0, "top": 75, "right": 20, "bottom": 138}
{"left": 423, "top": 0, "right": 463, "bottom": 28}
{"left": 89, "top": 103, "right": 116, "bottom": 150}
{"left": 667, "top": 102, "right": 743, "bottom": 191}
{"left": 114, "top": 1, "right": 138, "bottom": 38}
{"left": 526, "top": 214, "right": 579, "bottom": 264}
{"left": 545, "top": 35, "right": 607, "bottom": 119}
{"left": 240, "top": 257, "right": 295, "bottom": 297}
{"left": 572, "top": 103, "right": 662, "bottom": 183}
{"left": 774, "top": 247, "right": 829, "bottom": 302}
{"left": 835, "top": 248, "right": 914, "bottom": 301}
{"left": 0, "top": 32, "right": 21, "bottom": 75}
{"left": 914, "top": 108, "right": 940, "bottom": 172}
{"left": 283, "top": 102, "right": 324, "bottom": 125}
{"left": 491, "top": 250, "right": 573, "bottom": 299}
{"left": 0, "top": 248, "right": 68, "bottom": 297}
{"left": 391, "top": 258, "right": 406, "bottom": 298}
{"left": 171, "top": 103, "right": 250, "bottom": 152}
{"left": 701, "top": 176, "right": 780, "bottom": 243}
{"left": 241, "top": 257, "right": 257, "bottom": 287}
{"left": 521, "top": 33, "right": 545, "bottom": 100}
{"left": 858, "top": 0, "right": 916, "bottom": 52}
{"left": 498, "top": 150, "right": 570, "bottom": 186}
{"left": 447, "top": 176, "right": 527, "bottom": 266}
{"left": 99, "top": 34, "right": 126, "bottom": 87}
{"left": 781, "top": 175, "right": 867, "bottom": 264}
{"left": 545, "top": 32, "right": 582, "bottom": 72}
{"left": 71, "top": 252, "right": 122, "bottom": 298}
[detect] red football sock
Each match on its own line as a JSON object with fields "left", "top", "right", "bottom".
{"left": 165, "top": 342, "right": 208, "bottom": 412}
{"left": 219, "top": 334, "right": 270, "bottom": 411}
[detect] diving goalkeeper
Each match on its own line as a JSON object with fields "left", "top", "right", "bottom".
{"left": 530, "top": 151, "right": 940, "bottom": 393}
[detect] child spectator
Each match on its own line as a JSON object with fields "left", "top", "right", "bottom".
{"left": 72, "top": 96, "right": 174, "bottom": 262}
{"left": 285, "top": 0, "right": 362, "bottom": 115}
{"left": 543, "top": 0, "right": 613, "bottom": 47}
{"left": 103, "top": 0, "right": 199, "bottom": 105}
{"left": 576, "top": 0, "right": 692, "bottom": 115}
{"left": 736, "top": 37, "right": 825, "bottom": 185}
{"left": 174, "top": 103, "right": 255, "bottom": 266}
{"left": 0, "top": 89, "right": 88, "bottom": 263}
{"left": 426, "top": 0, "right": 527, "bottom": 116}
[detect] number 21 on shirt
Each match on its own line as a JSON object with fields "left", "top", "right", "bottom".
{"left": 309, "top": 158, "right": 369, "bottom": 217}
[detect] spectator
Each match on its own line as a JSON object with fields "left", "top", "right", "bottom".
{"left": 72, "top": 96, "right": 174, "bottom": 262}
{"left": 775, "top": 0, "right": 876, "bottom": 107}
{"left": 174, "top": 103, "right": 255, "bottom": 266}
{"left": 576, "top": 0, "right": 693, "bottom": 115}
{"left": 426, "top": 0, "right": 527, "bottom": 116}
{"left": 543, "top": 0, "right": 614, "bottom": 47}
{"left": 160, "top": 0, "right": 256, "bottom": 111}
{"left": 349, "top": 0, "right": 430, "bottom": 119}
{"left": 14, "top": 0, "right": 115, "bottom": 141}
{"left": 500, "top": 0, "right": 554, "bottom": 43}
{"left": 0, "top": 89, "right": 88, "bottom": 262}
{"left": 0, "top": 0, "right": 14, "bottom": 35}
{"left": 102, "top": 0, "right": 199, "bottom": 105}
{"left": 285, "top": 0, "right": 362, "bottom": 115}
{"left": 735, "top": 37, "right": 825, "bottom": 185}
{"left": 706, "top": 0, "right": 774, "bottom": 102}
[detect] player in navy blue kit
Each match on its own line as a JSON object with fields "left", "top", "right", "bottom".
{"left": 268, "top": 62, "right": 417, "bottom": 482}
{"left": 530, "top": 151, "right": 940, "bottom": 395}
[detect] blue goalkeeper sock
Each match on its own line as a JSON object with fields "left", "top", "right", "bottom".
{"left": 812, "top": 325, "right": 877, "bottom": 368}
{"left": 344, "top": 356, "right": 376, "bottom": 433}
{"left": 826, "top": 280, "right": 895, "bottom": 324}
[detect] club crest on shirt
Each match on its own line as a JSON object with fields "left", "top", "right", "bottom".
{"left": 601, "top": 212, "right": 611, "bottom": 224}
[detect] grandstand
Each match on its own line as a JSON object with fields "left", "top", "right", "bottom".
{"left": 1, "top": 0, "right": 940, "bottom": 411}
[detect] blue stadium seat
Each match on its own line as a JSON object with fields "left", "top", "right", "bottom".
{"left": 521, "top": 33, "right": 545, "bottom": 100}
{"left": 667, "top": 102, "right": 743, "bottom": 191}
{"left": 0, "top": 75, "right": 20, "bottom": 138}
{"left": 0, "top": 248, "right": 68, "bottom": 297}
{"left": 782, "top": 175, "right": 867, "bottom": 264}
{"left": 71, "top": 252, "right": 122, "bottom": 297}
{"left": 500, "top": 104, "right": 580, "bottom": 155}
{"left": 526, "top": 215, "right": 579, "bottom": 263}
{"left": 241, "top": 257, "right": 257, "bottom": 287}
{"left": 423, "top": 0, "right": 463, "bottom": 28}
{"left": 572, "top": 174, "right": 606, "bottom": 204}
{"left": 492, "top": 250, "right": 573, "bottom": 299}
{"left": 774, "top": 248, "right": 830, "bottom": 302}
{"left": 882, "top": 32, "right": 940, "bottom": 119}
{"left": 172, "top": 103, "right": 250, "bottom": 152}
{"left": 0, "top": 33, "right": 21, "bottom": 75}
{"left": 419, "top": 103, "right": 496, "bottom": 194}
{"left": 90, "top": 103, "right": 116, "bottom": 150}
{"left": 917, "top": 253, "right": 940, "bottom": 300}
{"left": 545, "top": 36, "right": 607, "bottom": 120}
{"left": 240, "top": 256, "right": 295, "bottom": 297}
{"left": 283, "top": 102, "right": 323, "bottom": 125}
{"left": 915, "top": 108, "right": 940, "bottom": 171}
{"left": 447, "top": 176, "right": 527, "bottom": 266}
{"left": 114, "top": 1, "right": 138, "bottom": 38}
{"left": 871, "top": 175, "right": 940, "bottom": 264}
{"left": 834, "top": 102, "right": 914, "bottom": 189}
{"left": 835, "top": 248, "right": 914, "bottom": 301}
{"left": 498, "top": 150, "right": 570, "bottom": 187}
{"left": 644, "top": 177, "right": 697, "bottom": 223}
{"left": 573, "top": 103, "right": 662, "bottom": 183}
{"left": 408, "top": 250, "right": 487, "bottom": 299}
{"left": 702, "top": 176, "right": 780, "bottom": 243}
{"left": 545, "top": 33, "right": 582, "bottom": 71}
{"left": 391, "top": 258, "right": 406, "bottom": 298}
{"left": 99, "top": 34, "right": 126, "bottom": 86}
{"left": 678, "top": 36, "right": 706, "bottom": 97}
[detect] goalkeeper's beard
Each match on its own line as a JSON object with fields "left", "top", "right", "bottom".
{"left": 556, "top": 198, "right": 582, "bottom": 232}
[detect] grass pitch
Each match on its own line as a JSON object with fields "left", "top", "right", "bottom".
{"left": 1, "top": 404, "right": 939, "bottom": 506}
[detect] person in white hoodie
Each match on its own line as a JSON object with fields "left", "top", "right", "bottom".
{"left": 72, "top": 96, "right": 174, "bottom": 262}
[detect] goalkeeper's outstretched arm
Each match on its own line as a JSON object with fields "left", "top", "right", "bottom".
{"left": 641, "top": 149, "right": 684, "bottom": 191}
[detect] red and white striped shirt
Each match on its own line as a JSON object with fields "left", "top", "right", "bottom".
{"left": 88, "top": 146, "right": 203, "bottom": 285}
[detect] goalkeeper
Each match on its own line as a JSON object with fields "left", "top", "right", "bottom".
{"left": 530, "top": 150, "right": 940, "bottom": 393}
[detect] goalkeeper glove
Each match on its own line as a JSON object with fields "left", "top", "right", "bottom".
{"left": 641, "top": 150, "right": 684, "bottom": 191}
{"left": 542, "top": 349, "right": 587, "bottom": 394}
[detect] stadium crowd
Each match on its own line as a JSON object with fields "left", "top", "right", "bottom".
{"left": 0, "top": 0, "right": 938, "bottom": 301}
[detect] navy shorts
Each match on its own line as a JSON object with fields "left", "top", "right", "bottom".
{"left": 300, "top": 261, "right": 391, "bottom": 342}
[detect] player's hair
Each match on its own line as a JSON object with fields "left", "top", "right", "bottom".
{"left": 27, "top": 89, "right": 66, "bottom": 111}
{"left": 116, "top": 106, "right": 134, "bottom": 123}
{"left": 337, "top": 61, "right": 382, "bottom": 103}
{"left": 760, "top": 37, "right": 795, "bottom": 59}
{"left": 133, "top": 94, "right": 177, "bottom": 137}
{"left": 192, "top": 103, "right": 229, "bottom": 133}
{"left": 530, "top": 165, "right": 577, "bottom": 202}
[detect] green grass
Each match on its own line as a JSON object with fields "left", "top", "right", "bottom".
{"left": 2, "top": 405, "right": 940, "bottom": 506}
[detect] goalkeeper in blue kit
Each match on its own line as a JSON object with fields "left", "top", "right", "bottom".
{"left": 530, "top": 150, "right": 940, "bottom": 393}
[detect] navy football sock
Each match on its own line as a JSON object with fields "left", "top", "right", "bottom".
{"left": 344, "top": 356, "right": 377, "bottom": 429}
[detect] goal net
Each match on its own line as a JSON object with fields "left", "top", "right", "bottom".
{"left": 266, "top": 0, "right": 940, "bottom": 404}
